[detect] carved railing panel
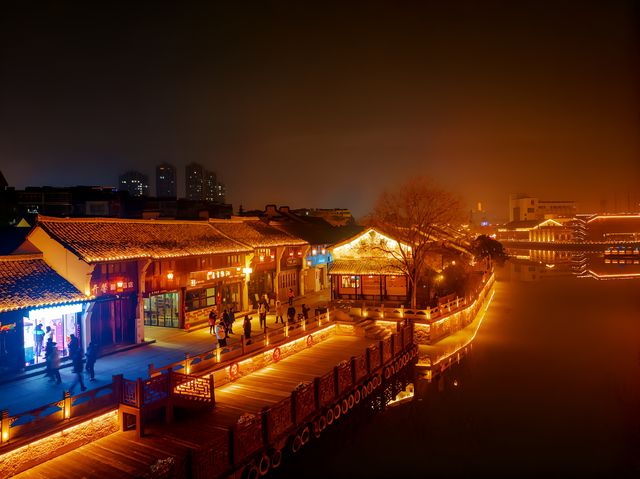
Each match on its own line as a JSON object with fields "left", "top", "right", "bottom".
{"left": 353, "top": 354, "right": 368, "bottom": 383}
{"left": 172, "top": 373, "right": 213, "bottom": 403}
{"left": 266, "top": 397, "right": 293, "bottom": 443}
{"left": 336, "top": 362, "right": 352, "bottom": 395}
{"left": 294, "top": 383, "right": 316, "bottom": 424}
{"left": 233, "top": 414, "right": 264, "bottom": 464}
{"left": 381, "top": 337, "right": 392, "bottom": 364}
{"left": 121, "top": 378, "right": 138, "bottom": 406}
{"left": 317, "top": 371, "right": 336, "bottom": 408}
{"left": 143, "top": 374, "right": 169, "bottom": 405}
{"left": 367, "top": 345, "right": 381, "bottom": 371}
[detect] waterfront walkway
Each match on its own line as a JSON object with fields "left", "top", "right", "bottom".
{"left": 0, "top": 290, "right": 330, "bottom": 416}
{"left": 12, "top": 334, "right": 385, "bottom": 478}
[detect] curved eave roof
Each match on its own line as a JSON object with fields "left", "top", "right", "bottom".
{"left": 36, "top": 216, "right": 251, "bottom": 263}
{"left": 0, "top": 255, "right": 89, "bottom": 313}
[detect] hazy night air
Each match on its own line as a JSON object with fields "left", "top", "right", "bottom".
{"left": 1, "top": 1, "right": 638, "bottom": 218}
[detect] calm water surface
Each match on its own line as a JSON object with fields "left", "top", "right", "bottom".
{"left": 273, "top": 260, "right": 640, "bottom": 478}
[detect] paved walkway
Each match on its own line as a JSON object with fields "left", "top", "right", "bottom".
{"left": 0, "top": 290, "right": 330, "bottom": 416}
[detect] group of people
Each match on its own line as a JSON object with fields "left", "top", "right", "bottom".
{"left": 208, "top": 306, "right": 238, "bottom": 349}
{"left": 37, "top": 324, "right": 98, "bottom": 394}
{"left": 205, "top": 290, "right": 316, "bottom": 349}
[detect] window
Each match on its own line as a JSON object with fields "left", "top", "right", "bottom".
{"left": 527, "top": 208, "right": 535, "bottom": 213}
{"left": 185, "top": 287, "right": 217, "bottom": 311}
{"left": 341, "top": 276, "right": 359, "bottom": 288}
{"left": 227, "top": 255, "right": 241, "bottom": 266}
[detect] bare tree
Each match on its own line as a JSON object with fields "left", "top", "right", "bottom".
{"left": 368, "top": 177, "right": 464, "bottom": 309}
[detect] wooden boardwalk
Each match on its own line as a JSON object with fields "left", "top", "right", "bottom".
{"left": 14, "top": 335, "right": 379, "bottom": 478}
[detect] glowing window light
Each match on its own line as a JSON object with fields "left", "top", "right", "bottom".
{"left": 29, "top": 303, "right": 83, "bottom": 321}
{"left": 167, "top": 272, "right": 174, "bottom": 280}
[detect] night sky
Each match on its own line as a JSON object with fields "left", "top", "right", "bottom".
{"left": 1, "top": 1, "right": 638, "bottom": 220}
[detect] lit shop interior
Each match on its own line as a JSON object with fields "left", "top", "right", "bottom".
{"left": 22, "top": 303, "right": 84, "bottom": 366}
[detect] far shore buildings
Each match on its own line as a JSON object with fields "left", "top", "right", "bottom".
{"left": 509, "top": 194, "right": 576, "bottom": 222}
{"left": 118, "top": 171, "right": 150, "bottom": 198}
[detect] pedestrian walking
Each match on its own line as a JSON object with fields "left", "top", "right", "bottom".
{"left": 301, "top": 303, "right": 310, "bottom": 320}
{"left": 67, "top": 333, "right": 79, "bottom": 358}
{"left": 288, "top": 288, "right": 294, "bottom": 306}
{"left": 69, "top": 349, "right": 86, "bottom": 393}
{"left": 208, "top": 308, "right": 217, "bottom": 335}
{"left": 34, "top": 323, "right": 45, "bottom": 358}
{"left": 222, "top": 309, "right": 231, "bottom": 335}
{"left": 85, "top": 342, "right": 98, "bottom": 381}
{"left": 215, "top": 320, "right": 228, "bottom": 349}
{"left": 287, "top": 305, "right": 296, "bottom": 324}
{"left": 45, "top": 325, "right": 54, "bottom": 344}
{"left": 258, "top": 302, "right": 267, "bottom": 329}
{"left": 48, "top": 342, "right": 61, "bottom": 384}
{"left": 275, "top": 300, "right": 284, "bottom": 324}
{"left": 243, "top": 315, "right": 252, "bottom": 345}
{"left": 44, "top": 340, "right": 55, "bottom": 381}
{"left": 228, "top": 306, "right": 236, "bottom": 334}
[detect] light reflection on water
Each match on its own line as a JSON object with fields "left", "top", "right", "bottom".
{"left": 272, "top": 260, "right": 640, "bottom": 478}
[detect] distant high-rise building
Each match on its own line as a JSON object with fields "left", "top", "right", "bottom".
{"left": 185, "top": 163, "right": 204, "bottom": 201}
{"left": 156, "top": 163, "right": 177, "bottom": 198}
{"left": 186, "top": 162, "right": 225, "bottom": 203}
{"left": 119, "top": 171, "right": 149, "bottom": 197}
{"left": 204, "top": 170, "right": 226, "bottom": 203}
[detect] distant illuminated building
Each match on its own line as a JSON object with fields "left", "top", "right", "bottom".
{"left": 156, "top": 163, "right": 176, "bottom": 198}
{"left": 509, "top": 194, "right": 576, "bottom": 222}
{"left": 185, "top": 163, "right": 204, "bottom": 201}
{"left": 187, "top": 162, "right": 225, "bottom": 203}
{"left": 118, "top": 171, "right": 149, "bottom": 197}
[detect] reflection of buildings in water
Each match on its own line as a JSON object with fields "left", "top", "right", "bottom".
{"left": 575, "top": 252, "right": 640, "bottom": 280}
{"left": 504, "top": 249, "right": 577, "bottom": 281}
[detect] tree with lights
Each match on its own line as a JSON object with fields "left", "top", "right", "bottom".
{"left": 368, "top": 177, "right": 464, "bottom": 309}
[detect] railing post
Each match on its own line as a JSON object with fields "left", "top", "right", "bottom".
{"left": 61, "top": 390, "right": 72, "bottom": 420}
{"left": 1, "top": 409, "right": 10, "bottom": 443}
{"left": 184, "top": 353, "right": 190, "bottom": 375}
{"left": 136, "top": 378, "right": 143, "bottom": 408}
{"left": 112, "top": 374, "right": 123, "bottom": 404}
{"left": 265, "top": 327, "right": 270, "bottom": 346}
{"left": 209, "top": 374, "right": 216, "bottom": 405}
{"left": 302, "top": 319, "right": 306, "bottom": 332}
{"left": 241, "top": 334, "right": 246, "bottom": 355}
{"left": 285, "top": 320, "right": 289, "bottom": 338}
{"left": 148, "top": 363, "right": 154, "bottom": 377}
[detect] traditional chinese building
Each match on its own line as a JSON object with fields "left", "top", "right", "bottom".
{"left": 27, "top": 217, "right": 252, "bottom": 350}
{"left": 209, "top": 218, "right": 309, "bottom": 305}
{"left": 496, "top": 218, "right": 577, "bottom": 242}
{"left": 0, "top": 253, "right": 90, "bottom": 377}
{"left": 329, "top": 227, "right": 411, "bottom": 303}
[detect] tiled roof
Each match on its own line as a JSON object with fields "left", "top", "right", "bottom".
{"left": 210, "top": 219, "right": 308, "bottom": 248}
{"left": 36, "top": 216, "right": 251, "bottom": 263}
{"left": 0, "top": 254, "right": 87, "bottom": 312}
{"left": 329, "top": 259, "right": 404, "bottom": 275}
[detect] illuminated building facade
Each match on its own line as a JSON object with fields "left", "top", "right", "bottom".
{"left": 0, "top": 254, "right": 90, "bottom": 377}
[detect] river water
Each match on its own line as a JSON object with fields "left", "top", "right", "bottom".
{"left": 272, "top": 255, "right": 640, "bottom": 478}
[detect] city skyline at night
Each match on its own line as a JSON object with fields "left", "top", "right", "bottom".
{"left": 1, "top": 1, "right": 638, "bottom": 219}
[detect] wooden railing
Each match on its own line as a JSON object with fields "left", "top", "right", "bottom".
{"left": 1, "top": 380, "right": 118, "bottom": 450}
{"left": 148, "top": 311, "right": 332, "bottom": 378}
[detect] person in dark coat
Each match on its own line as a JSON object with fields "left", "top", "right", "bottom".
{"left": 243, "top": 315, "right": 252, "bottom": 345}
{"left": 69, "top": 349, "right": 86, "bottom": 393}
{"left": 222, "top": 309, "right": 231, "bottom": 335}
{"left": 208, "top": 309, "right": 217, "bottom": 335}
{"left": 287, "top": 305, "right": 296, "bottom": 323}
{"left": 301, "top": 304, "right": 310, "bottom": 320}
{"left": 85, "top": 342, "right": 98, "bottom": 381}
{"left": 228, "top": 306, "right": 236, "bottom": 334}
{"left": 68, "top": 334, "right": 79, "bottom": 358}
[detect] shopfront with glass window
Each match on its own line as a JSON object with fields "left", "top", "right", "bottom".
{"left": 144, "top": 292, "right": 180, "bottom": 328}
{"left": 23, "top": 303, "right": 85, "bottom": 366}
